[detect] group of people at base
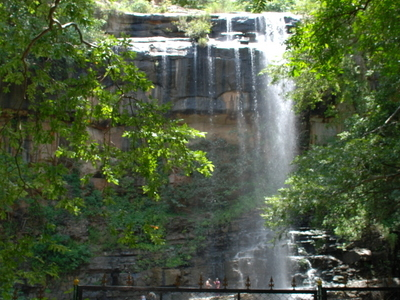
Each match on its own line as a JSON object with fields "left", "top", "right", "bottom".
{"left": 205, "top": 278, "right": 220, "bottom": 289}
{"left": 139, "top": 279, "right": 220, "bottom": 299}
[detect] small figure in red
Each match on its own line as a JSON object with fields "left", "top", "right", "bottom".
{"left": 214, "top": 278, "right": 221, "bottom": 289}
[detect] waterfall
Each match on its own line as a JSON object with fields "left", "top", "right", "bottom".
{"left": 259, "top": 13, "right": 297, "bottom": 191}
{"left": 225, "top": 14, "right": 234, "bottom": 41}
{"left": 207, "top": 44, "right": 215, "bottom": 124}
{"left": 250, "top": 47, "right": 262, "bottom": 154}
{"left": 216, "top": 12, "right": 297, "bottom": 289}
{"left": 193, "top": 44, "right": 198, "bottom": 97}
{"left": 160, "top": 43, "right": 169, "bottom": 104}
{"left": 234, "top": 47, "right": 247, "bottom": 154}
{"left": 128, "top": 11, "right": 298, "bottom": 289}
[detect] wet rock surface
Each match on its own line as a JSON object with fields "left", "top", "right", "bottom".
{"left": 287, "top": 229, "right": 395, "bottom": 288}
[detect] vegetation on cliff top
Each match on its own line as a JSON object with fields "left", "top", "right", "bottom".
{"left": 98, "top": 0, "right": 299, "bottom": 13}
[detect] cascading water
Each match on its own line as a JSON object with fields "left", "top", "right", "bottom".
{"left": 225, "top": 14, "right": 234, "bottom": 41}
{"left": 207, "top": 45, "right": 215, "bottom": 120}
{"left": 160, "top": 44, "right": 169, "bottom": 103}
{"left": 129, "top": 11, "right": 298, "bottom": 289}
{"left": 250, "top": 47, "right": 262, "bottom": 154}
{"left": 205, "top": 12, "right": 297, "bottom": 288}
{"left": 259, "top": 13, "right": 297, "bottom": 190}
{"left": 233, "top": 46, "right": 248, "bottom": 154}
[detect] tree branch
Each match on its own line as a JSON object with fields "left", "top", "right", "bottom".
{"left": 365, "top": 104, "right": 400, "bottom": 135}
{"left": 384, "top": 104, "right": 400, "bottom": 125}
{"left": 21, "top": 0, "right": 95, "bottom": 76}
{"left": 361, "top": 172, "right": 400, "bottom": 184}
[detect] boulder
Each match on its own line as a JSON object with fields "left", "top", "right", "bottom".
{"left": 342, "top": 248, "right": 372, "bottom": 265}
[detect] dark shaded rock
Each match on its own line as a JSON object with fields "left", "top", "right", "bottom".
{"left": 342, "top": 248, "right": 372, "bottom": 265}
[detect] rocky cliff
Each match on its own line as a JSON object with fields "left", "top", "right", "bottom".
{"left": 105, "top": 12, "right": 298, "bottom": 143}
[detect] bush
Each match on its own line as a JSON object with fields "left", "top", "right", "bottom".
{"left": 252, "top": 0, "right": 296, "bottom": 12}
{"left": 175, "top": 14, "right": 212, "bottom": 44}
{"left": 171, "top": 0, "right": 213, "bottom": 9}
{"left": 111, "top": 0, "right": 155, "bottom": 13}
{"left": 205, "top": 0, "right": 247, "bottom": 13}
{"left": 31, "top": 235, "right": 91, "bottom": 274}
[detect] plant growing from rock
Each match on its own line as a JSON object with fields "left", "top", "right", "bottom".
{"left": 175, "top": 14, "right": 212, "bottom": 46}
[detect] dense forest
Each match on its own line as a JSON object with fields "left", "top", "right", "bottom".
{"left": 1, "top": 0, "right": 399, "bottom": 298}
{"left": 264, "top": 0, "right": 400, "bottom": 254}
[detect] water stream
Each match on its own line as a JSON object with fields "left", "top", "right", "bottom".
{"left": 213, "top": 13, "right": 297, "bottom": 288}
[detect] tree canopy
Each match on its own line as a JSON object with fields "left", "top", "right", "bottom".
{"left": 263, "top": 0, "right": 400, "bottom": 253}
{"left": 0, "top": 0, "right": 213, "bottom": 297}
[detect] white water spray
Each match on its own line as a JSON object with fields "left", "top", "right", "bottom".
{"left": 218, "top": 12, "right": 297, "bottom": 288}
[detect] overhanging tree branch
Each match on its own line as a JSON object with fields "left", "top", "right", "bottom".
{"left": 21, "top": 0, "right": 95, "bottom": 76}
{"left": 365, "top": 104, "right": 400, "bottom": 135}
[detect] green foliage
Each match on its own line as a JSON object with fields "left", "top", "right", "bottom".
{"left": 117, "top": 0, "right": 155, "bottom": 13}
{"left": 175, "top": 14, "right": 212, "bottom": 44}
{"left": 96, "top": 0, "right": 177, "bottom": 13}
{"left": 204, "top": 0, "right": 248, "bottom": 13}
{"left": 95, "top": 0, "right": 155, "bottom": 13}
{"left": 106, "top": 177, "right": 171, "bottom": 248}
{"left": 105, "top": 137, "right": 276, "bottom": 273}
{"left": 291, "top": 0, "right": 319, "bottom": 15}
{"left": 170, "top": 0, "right": 213, "bottom": 9}
{"left": 31, "top": 235, "right": 91, "bottom": 274}
{"left": 249, "top": 0, "right": 296, "bottom": 12}
{"left": 263, "top": 0, "right": 296, "bottom": 12}
{"left": 172, "top": 0, "right": 278, "bottom": 12}
{"left": 264, "top": 0, "right": 400, "bottom": 255}
{"left": 0, "top": 0, "right": 213, "bottom": 297}
{"left": 0, "top": 197, "right": 91, "bottom": 297}
{"left": 158, "top": 0, "right": 175, "bottom": 13}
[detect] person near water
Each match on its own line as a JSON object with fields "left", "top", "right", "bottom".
{"left": 214, "top": 278, "right": 220, "bottom": 289}
{"left": 205, "top": 278, "right": 212, "bottom": 289}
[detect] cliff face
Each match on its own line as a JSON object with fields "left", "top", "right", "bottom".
{"left": 105, "top": 12, "right": 298, "bottom": 143}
